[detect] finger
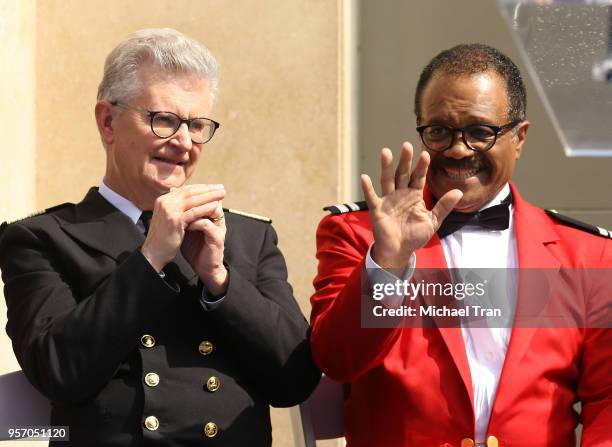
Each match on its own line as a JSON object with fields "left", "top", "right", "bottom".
{"left": 187, "top": 218, "right": 226, "bottom": 237}
{"left": 380, "top": 148, "right": 395, "bottom": 196}
{"left": 208, "top": 201, "right": 225, "bottom": 226}
{"left": 163, "top": 184, "right": 222, "bottom": 200}
{"left": 181, "top": 183, "right": 225, "bottom": 193}
{"left": 182, "top": 189, "right": 226, "bottom": 211}
{"left": 186, "top": 219, "right": 212, "bottom": 232}
{"left": 155, "top": 184, "right": 224, "bottom": 209}
{"left": 431, "top": 189, "right": 463, "bottom": 229}
{"left": 360, "top": 174, "right": 381, "bottom": 210}
{"left": 394, "top": 142, "right": 414, "bottom": 190}
{"left": 182, "top": 201, "right": 220, "bottom": 225}
{"left": 174, "top": 184, "right": 225, "bottom": 202}
{"left": 407, "top": 150, "right": 430, "bottom": 191}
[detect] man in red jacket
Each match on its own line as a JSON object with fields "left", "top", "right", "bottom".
{"left": 310, "top": 43, "right": 611, "bottom": 447}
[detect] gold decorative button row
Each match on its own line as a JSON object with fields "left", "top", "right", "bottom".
{"left": 203, "top": 422, "right": 218, "bottom": 438}
{"left": 206, "top": 376, "right": 220, "bottom": 392}
{"left": 144, "top": 372, "right": 160, "bottom": 387}
{"left": 144, "top": 415, "right": 159, "bottom": 431}
{"left": 141, "top": 334, "right": 155, "bottom": 348}
{"left": 461, "top": 436, "right": 498, "bottom": 447}
{"left": 199, "top": 340, "right": 213, "bottom": 356}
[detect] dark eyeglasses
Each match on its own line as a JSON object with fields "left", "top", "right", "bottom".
{"left": 416, "top": 121, "right": 520, "bottom": 152}
{"left": 111, "top": 101, "right": 220, "bottom": 144}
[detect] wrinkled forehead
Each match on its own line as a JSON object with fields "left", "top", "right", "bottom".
{"left": 419, "top": 71, "right": 509, "bottom": 123}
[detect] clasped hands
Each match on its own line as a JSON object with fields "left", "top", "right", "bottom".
{"left": 141, "top": 184, "right": 228, "bottom": 296}
{"left": 361, "top": 142, "right": 463, "bottom": 270}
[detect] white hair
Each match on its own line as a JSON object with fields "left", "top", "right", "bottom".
{"left": 97, "top": 28, "right": 219, "bottom": 105}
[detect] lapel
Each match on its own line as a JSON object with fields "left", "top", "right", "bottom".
{"left": 495, "top": 183, "right": 561, "bottom": 382}
{"left": 60, "top": 187, "right": 145, "bottom": 261}
{"left": 59, "top": 187, "right": 197, "bottom": 282}
{"left": 419, "top": 187, "right": 475, "bottom": 408}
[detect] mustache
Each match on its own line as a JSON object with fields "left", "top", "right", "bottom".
{"left": 430, "top": 155, "right": 488, "bottom": 172}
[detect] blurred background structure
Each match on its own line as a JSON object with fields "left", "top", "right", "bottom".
{"left": 1, "top": 1, "right": 610, "bottom": 446}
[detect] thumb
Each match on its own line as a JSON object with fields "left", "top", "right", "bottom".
{"left": 361, "top": 174, "right": 381, "bottom": 210}
{"left": 431, "top": 189, "right": 463, "bottom": 230}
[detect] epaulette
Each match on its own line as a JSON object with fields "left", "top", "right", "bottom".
{"left": 323, "top": 200, "right": 369, "bottom": 215}
{"left": 0, "top": 203, "right": 73, "bottom": 237}
{"left": 545, "top": 209, "right": 612, "bottom": 239}
{"left": 222, "top": 207, "right": 272, "bottom": 223}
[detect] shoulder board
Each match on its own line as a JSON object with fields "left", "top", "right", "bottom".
{"left": 2, "top": 203, "right": 72, "bottom": 226}
{"left": 323, "top": 200, "right": 368, "bottom": 215}
{"left": 0, "top": 202, "right": 73, "bottom": 237}
{"left": 545, "top": 209, "right": 612, "bottom": 239}
{"left": 222, "top": 207, "right": 271, "bottom": 223}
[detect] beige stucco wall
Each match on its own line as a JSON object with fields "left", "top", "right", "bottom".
{"left": 0, "top": 0, "right": 37, "bottom": 374}
{"left": 0, "top": 3, "right": 39, "bottom": 447}
{"left": 2, "top": 1, "right": 349, "bottom": 446}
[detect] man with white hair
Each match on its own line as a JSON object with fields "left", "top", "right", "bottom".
{"left": 0, "top": 28, "right": 319, "bottom": 446}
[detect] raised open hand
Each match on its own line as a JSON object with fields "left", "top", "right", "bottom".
{"left": 361, "top": 142, "right": 463, "bottom": 269}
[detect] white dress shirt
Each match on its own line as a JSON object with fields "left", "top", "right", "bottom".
{"left": 99, "top": 181, "right": 143, "bottom": 229}
{"left": 367, "top": 183, "right": 517, "bottom": 444}
{"left": 441, "top": 183, "right": 517, "bottom": 443}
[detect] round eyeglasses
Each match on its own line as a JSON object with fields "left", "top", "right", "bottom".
{"left": 111, "top": 101, "right": 220, "bottom": 144}
{"left": 416, "top": 121, "right": 519, "bottom": 152}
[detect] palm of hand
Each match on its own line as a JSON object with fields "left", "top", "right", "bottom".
{"left": 362, "top": 143, "right": 462, "bottom": 269}
{"left": 372, "top": 191, "right": 437, "bottom": 256}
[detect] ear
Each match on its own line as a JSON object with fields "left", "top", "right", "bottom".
{"left": 513, "top": 120, "right": 530, "bottom": 160}
{"left": 95, "top": 101, "right": 116, "bottom": 146}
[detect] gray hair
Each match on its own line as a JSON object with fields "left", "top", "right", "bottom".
{"left": 97, "top": 28, "right": 219, "bottom": 105}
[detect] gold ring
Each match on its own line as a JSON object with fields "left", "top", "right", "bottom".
{"left": 210, "top": 215, "right": 225, "bottom": 223}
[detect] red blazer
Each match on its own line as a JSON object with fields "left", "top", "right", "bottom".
{"left": 310, "top": 183, "right": 612, "bottom": 447}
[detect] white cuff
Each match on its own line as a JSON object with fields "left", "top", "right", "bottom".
{"left": 200, "top": 290, "right": 226, "bottom": 310}
{"left": 365, "top": 243, "right": 416, "bottom": 308}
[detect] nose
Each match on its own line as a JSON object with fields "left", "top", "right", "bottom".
{"left": 443, "top": 130, "right": 474, "bottom": 159}
{"left": 169, "top": 122, "right": 193, "bottom": 152}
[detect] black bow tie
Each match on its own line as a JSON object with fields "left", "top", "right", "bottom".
{"left": 140, "top": 211, "right": 153, "bottom": 235}
{"left": 437, "top": 194, "right": 512, "bottom": 239}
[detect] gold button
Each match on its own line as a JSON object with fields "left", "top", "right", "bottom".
{"left": 461, "top": 439, "right": 475, "bottom": 447}
{"left": 198, "top": 340, "right": 213, "bottom": 356}
{"left": 144, "top": 372, "right": 160, "bottom": 387}
{"left": 203, "top": 422, "right": 218, "bottom": 437}
{"left": 141, "top": 334, "right": 155, "bottom": 348}
{"left": 144, "top": 415, "right": 159, "bottom": 431}
{"left": 206, "top": 376, "right": 220, "bottom": 392}
{"left": 487, "top": 435, "right": 499, "bottom": 447}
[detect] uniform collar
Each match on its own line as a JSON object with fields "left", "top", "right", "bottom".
{"left": 478, "top": 183, "right": 511, "bottom": 211}
{"left": 99, "top": 180, "right": 143, "bottom": 224}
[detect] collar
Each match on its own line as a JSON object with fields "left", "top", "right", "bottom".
{"left": 99, "top": 180, "right": 143, "bottom": 224}
{"left": 478, "top": 183, "right": 511, "bottom": 211}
